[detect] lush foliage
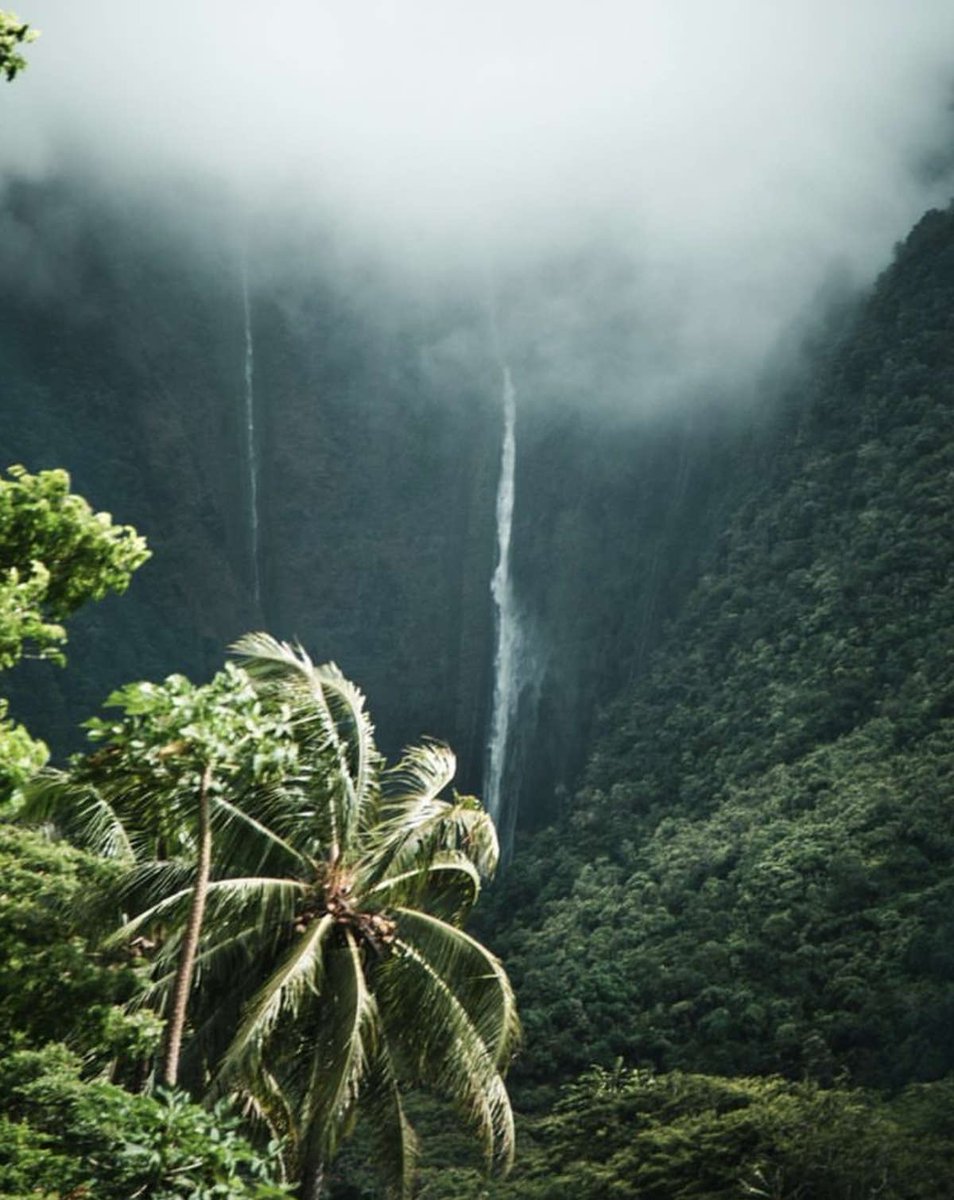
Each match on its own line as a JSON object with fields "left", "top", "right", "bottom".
{"left": 0, "top": 1044, "right": 288, "bottom": 1199}
{"left": 411, "top": 1067, "right": 954, "bottom": 1200}
{"left": 319, "top": 1067, "right": 954, "bottom": 1200}
{"left": 0, "top": 720, "right": 45, "bottom": 810}
{"left": 0, "top": 10, "right": 36, "bottom": 81}
{"left": 0, "top": 825, "right": 287, "bottom": 1197}
{"left": 495, "top": 719, "right": 954, "bottom": 1090}
{"left": 0, "top": 464, "right": 149, "bottom": 798}
{"left": 0, "top": 823, "right": 135, "bottom": 1058}
{"left": 0, "top": 465, "right": 148, "bottom": 671}
{"left": 15, "top": 635, "right": 516, "bottom": 1197}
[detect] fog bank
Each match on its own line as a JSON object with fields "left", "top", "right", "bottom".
{"left": 3, "top": 1, "right": 954, "bottom": 405}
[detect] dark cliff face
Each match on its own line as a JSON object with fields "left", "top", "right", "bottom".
{"left": 0, "top": 174, "right": 752, "bottom": 812}
{"left": 509, "top": 397, "right": 766, "bottom": 824}
{"left": 247, "top": 231, "right": 503, "bottom": 781}
{"left": 0, "top": 179, "right": 500, "bottom": 783}
{"left": 0, "top": 179, "right": 254, "bottom": 728}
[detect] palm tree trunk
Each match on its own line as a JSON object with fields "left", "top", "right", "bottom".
{"left": 299, "top": 1161, "right": 324, "bottom": 1200}
{"left": 161, "top": 762, "right": 214, "bottom": 1087}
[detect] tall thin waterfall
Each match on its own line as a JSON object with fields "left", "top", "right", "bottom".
{"left": 485, "top": 365, "right": 520, "bottom": 832}
{"left": 241, "top": 257, "right": 261, "bottom": 608}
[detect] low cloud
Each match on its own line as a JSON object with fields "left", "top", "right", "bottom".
{"left": 4, "top": 0, "right": 954, "bottom": 407}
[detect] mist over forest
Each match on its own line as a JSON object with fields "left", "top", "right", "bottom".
{"left": 6, "top": 1, "right": 954, "bottom": 405}
{"left": 4, "top": 4, "right": 954, "bottom": 1198}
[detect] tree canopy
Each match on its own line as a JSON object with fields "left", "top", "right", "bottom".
{"left": 0, "top": 10, "right": 36, "bottom": 81}
{"left": 0, "top": 465, "right": 149, "bottom": 800}
{"left": 0, "top": 465, "right": 148, "bottom": 671}
{"left": 0, "top": 468, "right": 149, "bottom": 806}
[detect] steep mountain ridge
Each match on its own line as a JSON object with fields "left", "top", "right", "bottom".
{"left": 495, "top": 202, "right": 954, "bottom": 1092}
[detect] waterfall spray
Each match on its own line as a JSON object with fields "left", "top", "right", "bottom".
{"left": 241, "top": 256, "right": 261, "bottom": 608}
{"left": 485, "top": 365, "right": 520, "bottom": 834}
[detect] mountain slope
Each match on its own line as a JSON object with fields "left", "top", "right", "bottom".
{"left": 495, "top": 203, "right": 954, "bottom": 1091}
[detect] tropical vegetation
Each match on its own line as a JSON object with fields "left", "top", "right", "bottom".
{"left": 0, "top": 464, "right": 148, "bottom": 797}
{"left": 11, "top": 631, "right": 516, "bottom": 1198}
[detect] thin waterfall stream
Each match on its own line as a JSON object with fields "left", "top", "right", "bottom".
{"left": 485, "top": 364, "right": 519, "bottom": 833}
{"left": 241, "top": 257, "right": 261, "bottom": 608}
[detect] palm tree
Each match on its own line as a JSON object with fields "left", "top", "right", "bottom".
{"left": 109, "top": 634, "right": 519, "bottom": 1199}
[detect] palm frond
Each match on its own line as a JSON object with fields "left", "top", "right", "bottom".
{"left": 209, "top": 790, "right": 309, "bottom": 874}
{"left": 135, "top": 925, "right": 261, "bottom": 1010}
{"left": 106, "top": 875, "right": 304, "bottom": 948}
{"left": 393, "top": 907, "right": 520, "bottom": 1071}
{"left": 368, "top": 746, "right": 499, "bottom": 885}
{"left": 231, "top": 632, "right": 381, "bottom": 853}
{"left": 229, "top": 631, "right": 315, "bottom": 683}
{"left": 223, "top": 774, "right": 328, "bottom": 865}
{"left": 114, "top": 856, "right": 195, "bottom": 906}
{"left": 313, "top": 660, "right": 381, "bottom": 845}
{"left": 380, "top": 933, "right": 515, "bottom": 1173}
{"left": 360, "top": 1037, "right": 418, "bottom": 1200}
{"left": 236, "top": 1065, "right": 299, "bottom": 1170}
{"left": 364, "top": 851, "right": 481, "bottom": 920}
{"left": 20, "top": 769, "right": 136, "bottom": 862}
{"left": 218, "top": 913, "right": 335, "bottom": 1082}
{"left": 177, "top": 948, "right": 295, "bottom": 1090}
{"left": 385, "top": 742, "right": 457, "bottom": 807}
{"left": 297, "top": 929, "right": 381, "bottom": 1172}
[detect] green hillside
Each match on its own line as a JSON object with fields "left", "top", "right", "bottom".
{"left": 493, "top": 203, "right": 954, "bottom": 1097}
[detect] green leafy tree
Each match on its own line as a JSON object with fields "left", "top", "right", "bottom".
{"left": 104, "top": 634, "right": 518, "bottom": 1199}
{"left": 0, "top": 823, "right": 139, "bottom": 1059}
{"left": 24, "top": 663, "right": 297, "bottom": 1088}
{"left": 0, "top": 465, "right": 147, "bottom": 670}
{"left": 0, "top": 1043, "right": 289, "bottom": 1198}
{"left": 0, "top": 464, "right": 149, "bottom": 799}
{"left": 0, "top": 9, "right": 36, "bottom": 81}
{"left": 0, "top": 718, "right": 46, "bottom": 806}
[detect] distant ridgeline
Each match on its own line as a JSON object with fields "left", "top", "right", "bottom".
{"left": 494, "top": 203, "right": 954, "bottom": 1094}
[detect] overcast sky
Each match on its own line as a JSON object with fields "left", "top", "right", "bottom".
{"left": 4, "top": 1, "right": 954, "bottom": 404}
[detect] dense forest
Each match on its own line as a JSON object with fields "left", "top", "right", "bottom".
{"left": 6, "top": 9, "right": 954, "bottom": 1198}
